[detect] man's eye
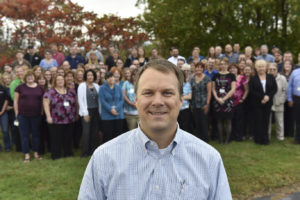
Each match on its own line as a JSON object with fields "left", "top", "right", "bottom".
{"left": 164, "top": 91, "right": 173, "bottom": 96}
{"left": 143, "top": 92, "right": 152, "bottom": 96}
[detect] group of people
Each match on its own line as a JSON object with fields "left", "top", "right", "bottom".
{"left": 0, "top": 42, "right": 299, "bottom": 163}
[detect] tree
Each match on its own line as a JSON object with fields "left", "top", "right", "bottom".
{"left": 0, "top": 0, "right": 148, "bottom": 66}
{"left": 137, "top": 0, "right": 300, "bottom": 58}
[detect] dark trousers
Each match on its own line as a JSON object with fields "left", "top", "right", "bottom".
{"left": 253, "top": 106, "right": 271, "bottom": 145}
{"left": 102, "top": 119, "right": 124, "bottom": 143}
{"left": 39, "top": 114, "right": 50, "bottom": 155}
{"left": 192, "top": 108, "right": 209, "bottom": 142}
{"left": 48, "top": 123, "right": 73, "bottom": 160}
{"left": 293, "top": 96, "right": 300, "bottom": 142}
{"left": 244, "top": 99, "right": 254, "bottom": 138}
{"left": 284, "top": 101, "right": 295, "bottom": 137}
{"left": 209, "top": 103, "right": 218, "bottom": 140}
{"left": 178, "top": 108, "right": 192, "bottom": 133}
{"left": 232, "top": 103, "right": 245, "bottom": 141}
{"left": 73, "top": 116, "right": 82, "bottom": 149}
{"left": 18, "top": 115, "right": 41, "bottom": 154}
{"left": 81, "top": 108, "right": 100, "bottom": 156}
{"left": 8, "top": 110, "right": 21, "bottom": 151}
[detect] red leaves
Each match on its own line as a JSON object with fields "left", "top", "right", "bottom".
{"left": 0, "top": 0, "right": 149, "bottom": 66}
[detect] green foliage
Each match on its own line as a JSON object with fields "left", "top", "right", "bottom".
{"left": 137, "top": 0, "right": 300, "bottom": 58}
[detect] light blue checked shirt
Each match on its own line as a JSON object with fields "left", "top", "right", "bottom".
{"left": 78, "top": 126, "right": 232, "bottom": 200}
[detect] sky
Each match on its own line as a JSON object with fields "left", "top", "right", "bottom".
{"left": 71, "top": 0, "right": 144, "bottom": 18}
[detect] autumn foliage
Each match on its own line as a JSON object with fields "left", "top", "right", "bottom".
{"left": 0, "top": 0, "right": 148, "bottom": 67}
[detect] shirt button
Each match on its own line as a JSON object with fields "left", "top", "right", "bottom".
{"left": 159, "top": 159, "right": 162, "bottom": 164}
{"left": 155, "top": 185, "right": 159, "bottom": 190}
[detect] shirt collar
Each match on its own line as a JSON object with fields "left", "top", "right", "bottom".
{"left": 136, "top": 123, "right": 182, "bottom": 155}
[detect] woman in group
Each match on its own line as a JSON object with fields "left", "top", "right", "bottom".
{"left": 3, "top": 73, "right": 16, "bottom": 150}
{"left": 267, "top": 63, "right": 287, "bottom": 141}
{"left": 122, "top": 69, "right": 138, "bottom": 130}
{"left": 0, "top": 74, "right": 9, "bottom": 152}
{"left": 110, "top": 67, "right": 124, "bottom": 88}
{"left": 57, "top": 67, "right": 65, "bottom": 77}
{"left": 43, "top": 74, "right": 76, "bottom": 159}
{"left": 249, "top": 60, "right": 277, "bottom": 145}
{"left": 207, "top": 46, "right": 216, "bottom": 59}
{"left": 177, "top": 64, "right": 192, "bottom": 133}
{"left": 14, "top": 70, "right": 44, "bottom": 162}
{"left": 242, "top": 65, "right": 255, "bottom": 139}
{"left": 190, "top": 62, "right": 211, "bottom": 141}
{"left": 36, "top": 74, "right": 49, "bottom": 155}
{"left": 75, "top": 68, "right": 84, "bottom": 92}
{"left": 99, "top": 72, "right": 124, "bottom": 143}
{"left": 116, "top": 59, "right": 124, "bottom": 69}
{"left": 77, "top": 69, "right": 101, "bottom": 157}
{"left": 65, "top": 70, "right": 75, "bottom": 89}
{"left": 87, "top": 51, "right": 98, "bottom": 66}
{"left": 229, "top": 64, "right": 248, "bottom": 141}
{"left": 39, "top": 49, "right": 58, "bottom": 70}
{"left": 99, "top": 68, "right": 106, "bottom": 85}
{"left": 33, "top": 66, "right": 43, "bottom": 78}
{"left": 137, "top": 46, "right": 149, "bottom": 67}
{"left": 212, "top": 58, "right": 236, "bottom": 144}
{"left": 44, "top": 70, "right": 52, "bottom": 89}
{"left": 281, "top": 60, "right": 295, "bottom": 137}
{"left": 123, "top": 67, "right": 131, "bottom": 82}
{"left": 238, "top": 59, "right": 246, "bottom": 74}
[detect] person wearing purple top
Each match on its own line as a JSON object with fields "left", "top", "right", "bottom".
{"left": 14, "top": 70, "right": 44, "bottom": 162}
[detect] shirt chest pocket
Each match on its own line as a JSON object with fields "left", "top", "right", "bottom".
{"left": 168, "top": 185, "right": 209, "bottom": 200}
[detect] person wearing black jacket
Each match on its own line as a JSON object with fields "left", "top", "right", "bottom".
{"left": 249, "top": 60, "right": 277, "bottom": 145}
{"left": 24, "top": 45, "right": 42, "bottom": 67}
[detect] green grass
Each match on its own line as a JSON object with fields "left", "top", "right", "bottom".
{"left": 0, "top": 137, "right": 299, "bottom": 200}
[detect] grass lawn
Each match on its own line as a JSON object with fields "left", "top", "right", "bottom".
{"left": 0, "top": 137, "right": 299, "bottom": 200}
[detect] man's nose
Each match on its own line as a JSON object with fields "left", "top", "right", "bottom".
{"left": 152, "top": 93, "right": 164, "bottom": 106}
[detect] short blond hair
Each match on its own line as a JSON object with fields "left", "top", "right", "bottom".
{"left": 255, "top": 59, "right": 267, "bottom": 70}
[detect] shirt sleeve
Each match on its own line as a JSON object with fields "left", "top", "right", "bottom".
{"left": 78, "top": 155, "right": 106, "bottom": 200}
{"left": 209, "top": 154, "right": 232, "bottom": 200}
{"left": 287, "top": 71, "right": 294, "bottom": 102}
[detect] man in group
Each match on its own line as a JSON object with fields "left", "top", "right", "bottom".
{"left": 64, "top": 45, "right": 85, "bottom": 70}
{"left": 78, "top": 59, "right": 232, "bottom": 200}
{"left": 124, "top": 47, "right": 138, "bottom": 67}
{"left": 278, "top": 51, "right": 294, "bottom": 72}
{"left": 233, "top": 43, "right": 241, "bottom": 55}
{"left": 287, "top": 67, "right": 300, "bottom": 144}
{"left": 256, "top": 44, "right": 275, "bottom": 63}
{"left": 204, "top": 57, "right": 218, "bottom": 80}
{"left": 168, "top": 47, "right": 186, "bottom": 65}
{"left": 11, "top": 50, "right": 32, "bottom": 69}
{"left": 50, "top": 43, "right": 65, "bottom": 66}
{"left": 187, "top": 46, "right": 204, "bottom": 63}
{"left": 224, "top": 44, "right": 239, "bottom": 63}
{"left": 215, "top": 45, "right": 224, "bottom": 59}
{"left": 24, "top": 45, "right": 41, "bottom": 67}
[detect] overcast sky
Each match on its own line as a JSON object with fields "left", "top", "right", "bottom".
{"left": 72, "top": 0, "right": 144, "bottom": 18}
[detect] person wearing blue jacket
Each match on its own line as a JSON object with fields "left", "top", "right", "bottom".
{"left": 99, "top": 72, "right": 124, "bottom": 143}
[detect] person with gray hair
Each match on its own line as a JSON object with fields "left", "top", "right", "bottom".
{"left": 256, "top": 44, "right": 275, "bottom": 63}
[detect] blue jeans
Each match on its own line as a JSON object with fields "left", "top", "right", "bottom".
{"left": 0, "top": 112, "right": 10, "bottom": 151}
{"left": 18, "top": 115, "right": 41, "bottom": 154}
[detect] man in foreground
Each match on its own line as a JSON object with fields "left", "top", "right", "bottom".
{"left": 78, "top": 59, "right": 232, "bottom": 200}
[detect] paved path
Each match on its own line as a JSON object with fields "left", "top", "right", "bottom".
{"left": 252, "top": 192, "right": 300, "bottom": 200}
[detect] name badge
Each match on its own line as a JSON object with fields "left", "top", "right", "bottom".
{"left": 297, "top": 87, "right": 300, "bottom": 92}
{"left": 64, "top": 101, "right": 70, "bottom": 107}
{"left": 129, "top": 88, "right": 134, "bottom": 94}
{"left": 219, "top": 88, "right": 225, "bottom": 94}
